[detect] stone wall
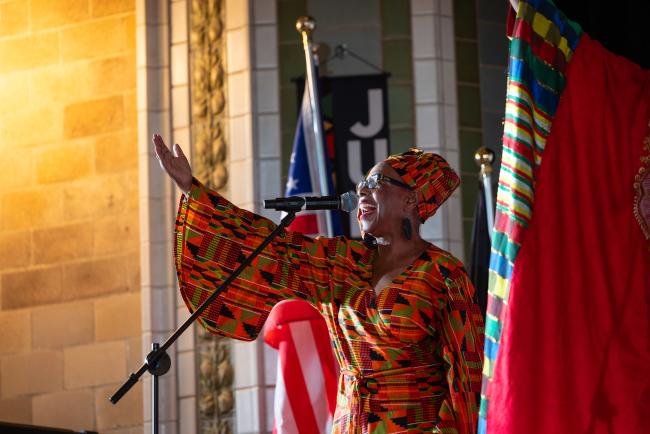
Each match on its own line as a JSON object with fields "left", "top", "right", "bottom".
{"left": 0, "top": 1, "right": 142, "bottom": 432}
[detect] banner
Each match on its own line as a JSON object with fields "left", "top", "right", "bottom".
{"left": 480, "top": 2, "right": 650, "bottom": 432}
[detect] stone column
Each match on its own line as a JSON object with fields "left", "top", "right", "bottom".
{"left": 410, "top": 0, "right": 465, "bottom": 260}
{"left": 136, "top": 0, "right": 179, "bottom": 432}
{"left": 223, "top": 1, "right": 282, "bottom": 433}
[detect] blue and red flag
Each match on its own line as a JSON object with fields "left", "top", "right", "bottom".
{"left": 284, "top": 89, "right": 342, "bottom": 237}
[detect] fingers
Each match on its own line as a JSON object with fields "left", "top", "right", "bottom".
{"left": 173, "top": 143, "right": 187, "bottom": 161}
{"left": 153, "top": 134, "right": 166, "bottom": 158}
{"left": 152, "top": 134, "right": 165, "bottom": 150}
{"left": 153, "top": 135, "right": 186, "bottom": 163}
{"left": 152, "top": 134, "right": 192, "bottom": 192}
{"left": 153, "top": 134, "right": 177, "bottom": 174}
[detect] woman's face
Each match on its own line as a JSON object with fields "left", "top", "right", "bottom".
{"left": 357, "top": 162, "right": 413, "bottom": 239}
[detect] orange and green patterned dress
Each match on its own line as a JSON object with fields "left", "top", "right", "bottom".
{"left": 175, "top": 179, "right": 484, "bottom": 433}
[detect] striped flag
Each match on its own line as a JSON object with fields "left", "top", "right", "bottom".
{"left": 264, "top": 86, "right": 340, "bottom": 433}
{"left": 264, "top": 301, "right": 338, "bottom": 434}
{"left": 284, "top": 88, "right": 341, "bottom": 236}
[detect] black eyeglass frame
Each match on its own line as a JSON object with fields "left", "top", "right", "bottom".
{"left": 356, "top": 173, "right": 412, "bottom": 193}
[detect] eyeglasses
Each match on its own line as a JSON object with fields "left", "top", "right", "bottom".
{"left": 356, "top": 173, "right": 411, "bottom": 193}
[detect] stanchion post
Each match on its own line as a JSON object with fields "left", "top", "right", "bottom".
{"left": 474, "top": 147, "right": 495, "bottom": 242}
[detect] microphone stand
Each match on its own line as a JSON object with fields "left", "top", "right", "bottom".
{"left": 110, "top": 208, "right": 299, "bottom": 434}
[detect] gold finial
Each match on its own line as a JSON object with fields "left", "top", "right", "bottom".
{"left": 474, "top": 147, "right": 495, "bottom": 175}
{"left": 295, "top": 16, "right": 316, "bottom": 36}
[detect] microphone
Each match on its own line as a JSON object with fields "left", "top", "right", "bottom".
{"left": 264, "top": 191, "right": 358, "bottom": 213}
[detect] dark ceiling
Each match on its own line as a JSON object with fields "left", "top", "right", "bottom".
{"left": 554, "top": 0, "right": 650, "bottom": 69}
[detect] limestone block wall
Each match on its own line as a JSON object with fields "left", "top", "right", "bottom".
{"left": 0, "top": 1, "right": 142, "bottom": 432}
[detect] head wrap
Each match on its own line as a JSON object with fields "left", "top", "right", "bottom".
{"left": 384, "top": 148, "right": 460, "bottom": 222}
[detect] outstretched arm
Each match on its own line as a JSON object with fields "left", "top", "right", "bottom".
{"left": 152, "top": 134, "right": 193, "bottom": 193}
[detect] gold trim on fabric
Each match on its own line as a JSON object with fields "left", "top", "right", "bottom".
{"left": 633, "top": 121, "right": 650, "bottom": 246}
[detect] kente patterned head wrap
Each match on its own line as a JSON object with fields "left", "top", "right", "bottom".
{"left": 384, "top": 148, "right": 460, "bottom": 222}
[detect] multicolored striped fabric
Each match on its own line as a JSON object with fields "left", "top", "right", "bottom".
{"left": 176, "top": 178, "right": 484, "bottom": 433}
{"left": 479, "top": 0, "right": 581, "bottom": 431}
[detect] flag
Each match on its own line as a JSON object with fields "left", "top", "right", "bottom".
{"left": 284, "top": 88, "right": 342, "bottom": 236}
{"left": 469, "top": 180, "right": 490, "bottom": 316}
{"left": 265, "top": 86, "right": 341, "bottom": 433}
{"left": 479, "top": 2, "right": 650, "bottom": 433}
{"left": 264, "top": 300, "right": 339, "bottom": 434}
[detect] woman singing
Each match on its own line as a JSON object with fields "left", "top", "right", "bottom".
{"left": 154, "top": 134, "right": 484, "bottom": 433}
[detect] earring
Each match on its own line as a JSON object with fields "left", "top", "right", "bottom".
{"left": 401, "top": 218, "right": 412, "bottom": 240}
{"left": 363, "top": 233, "right": 378, "bottom": 249}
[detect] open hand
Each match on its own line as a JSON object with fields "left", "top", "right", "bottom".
{"left": 152, "top": 134, "right": 192, "bottom": 193}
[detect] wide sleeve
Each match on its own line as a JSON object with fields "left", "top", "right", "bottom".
{"left": 437, "top": 264, "right": 485, "bottom": 434}
{"left": 174, "top": 178, "right": 341, "bottom": 341}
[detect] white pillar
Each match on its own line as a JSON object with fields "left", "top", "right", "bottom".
{"left": 410, "top": 0, "right": 465, "bottom": 261}
{"left": 136, "top": 0, "right": 180, "bottom": 432}
{"left": 225, "top": 1, "right": 281, "bottom": 433}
